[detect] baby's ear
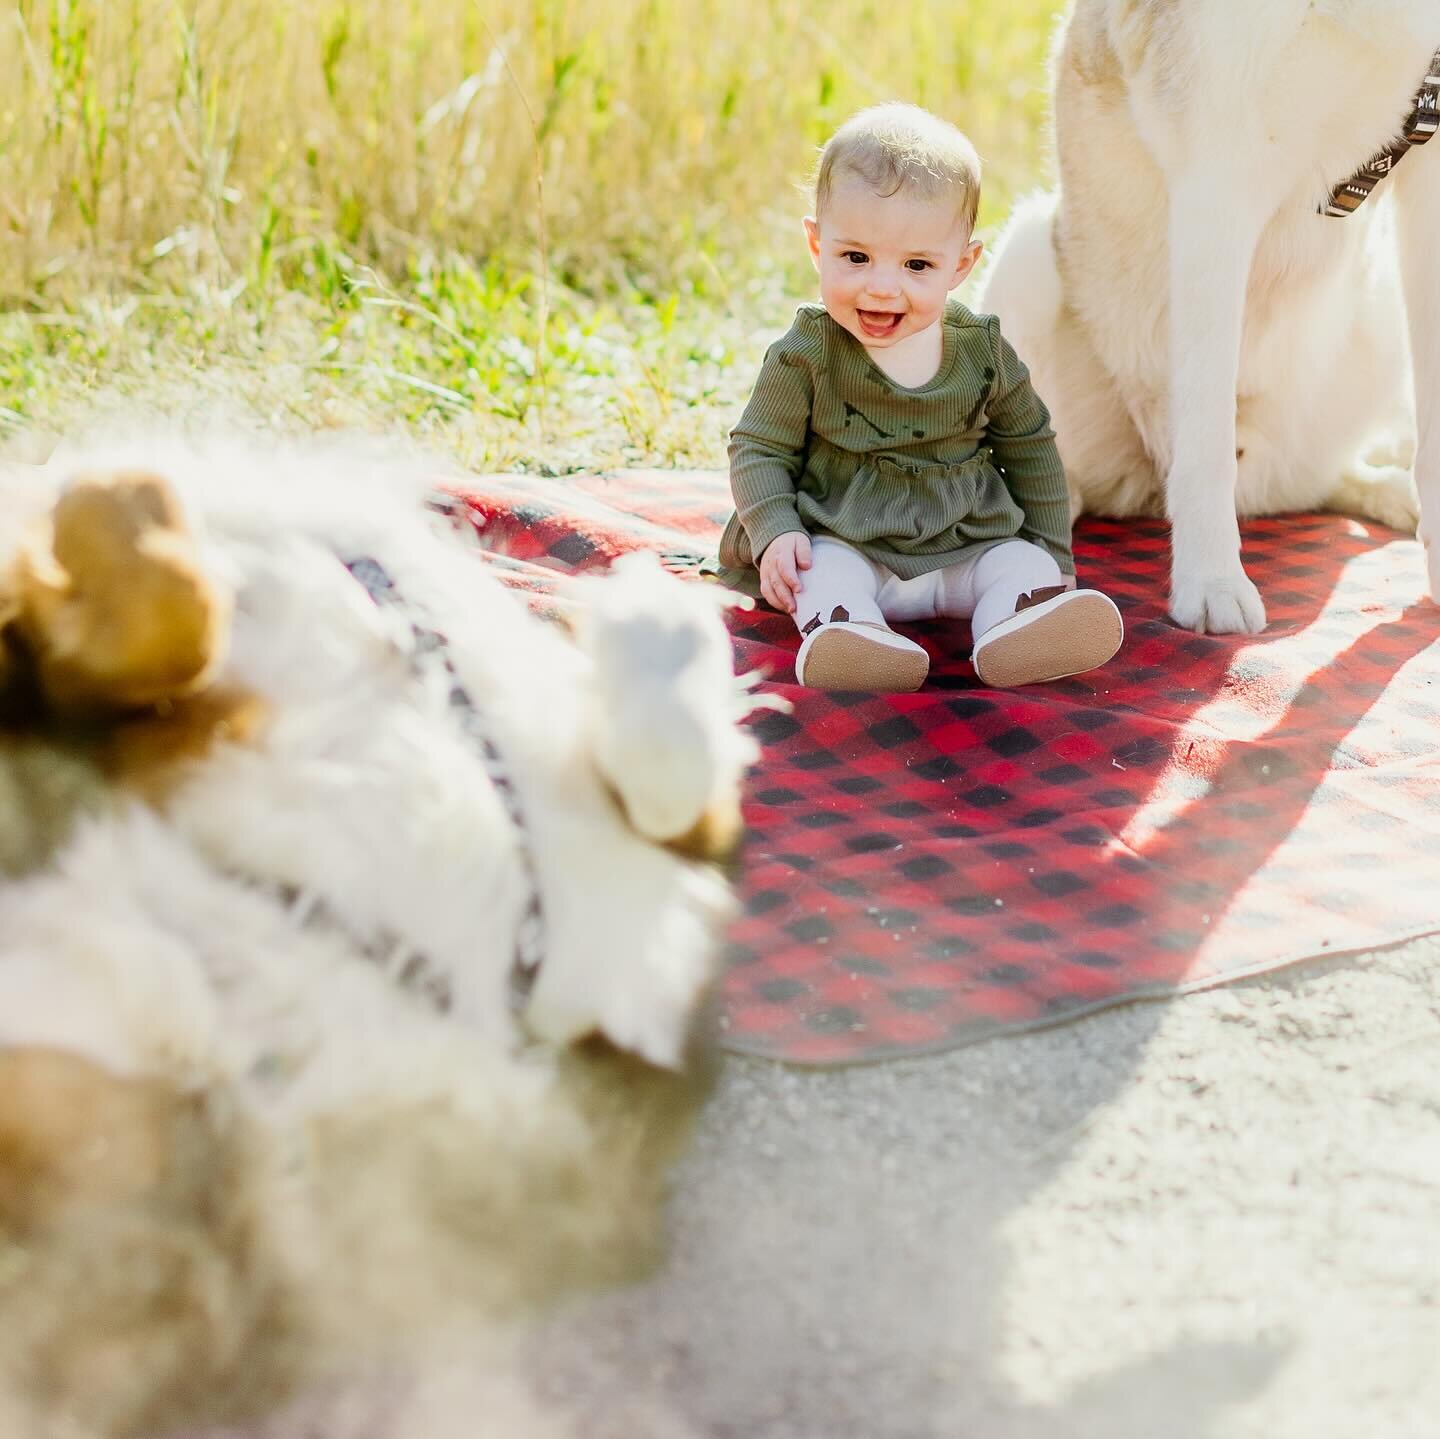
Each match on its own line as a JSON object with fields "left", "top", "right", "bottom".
{"left": 802, "top": 216, "right": 822, "bottom": 270}
{"left": 952, "top": 237, "right": 984, "bottom": 289}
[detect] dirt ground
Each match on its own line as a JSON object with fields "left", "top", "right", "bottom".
{"left": 205, "top": 932, "right": 1440, "bottom": 1439}
{"left": 511, "top": 934, "right": 1440, "bottom": 1439}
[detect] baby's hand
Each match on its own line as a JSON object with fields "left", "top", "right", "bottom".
{"left": 759, "top": 532, "right": 812, "bottom": 614}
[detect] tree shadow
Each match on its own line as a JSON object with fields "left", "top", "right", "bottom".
{"left": 712, "top": 515, "right": 1436, "bottom": 1065}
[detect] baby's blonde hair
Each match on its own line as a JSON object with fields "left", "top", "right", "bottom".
{"left": 814, "top": 103, "right": 982, "bottom": 234}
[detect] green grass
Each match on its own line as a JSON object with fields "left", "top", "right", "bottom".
{"left": 1, "top": 0, "right": 1064, "bottom": 470}
{"left": 0, "top": 255, "right": 784, "bottom": 472}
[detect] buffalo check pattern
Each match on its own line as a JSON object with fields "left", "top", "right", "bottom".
{"left": 451, "top": 470, "right": 1440, "bottom": 1066}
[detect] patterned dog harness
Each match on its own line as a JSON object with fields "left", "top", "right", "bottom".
{"left": 343, "top": 552, "right": 545, "bottom": 1010}
{"left": 1324, "top": 46, "right": 1440, "bottom": 216}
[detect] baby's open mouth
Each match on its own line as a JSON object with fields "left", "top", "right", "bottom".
{"left": 856, "top": 309, "right": 904, "bottom": 339}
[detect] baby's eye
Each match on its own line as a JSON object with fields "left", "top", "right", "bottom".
{"left": 905, "top": 259, "right": 934, "bottom": 272}
{"left": 842, "top": 251, "right": 868, "bottom": 265}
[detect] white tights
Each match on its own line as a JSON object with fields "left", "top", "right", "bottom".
{"left": 791, "top": 538, "right": 1066, "bottom": 641}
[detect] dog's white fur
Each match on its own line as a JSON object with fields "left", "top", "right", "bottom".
{"left": 980, "top": 0, "right": 1440, "bottom": 632}
{"left": 14, "top": 432, "right": 757, "bottom": 1065}
{"left": 0, "top": 433, "right": 760, "bottom": 1436}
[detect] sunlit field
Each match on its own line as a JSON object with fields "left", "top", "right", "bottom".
{"left": 1, "top": 0, "right": 1063, "bottom": 469}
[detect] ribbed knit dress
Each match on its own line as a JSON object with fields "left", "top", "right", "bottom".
{"left": 708, "top": 299, "right": 1074, "bottom": 599}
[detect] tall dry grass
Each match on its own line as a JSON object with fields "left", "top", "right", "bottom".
{"left": 1, "top": 0, "right": 1061, "bottom": 298}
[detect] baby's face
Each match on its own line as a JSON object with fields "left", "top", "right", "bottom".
{"left": 804, "top": 179, "right": 982, "bottom": 351}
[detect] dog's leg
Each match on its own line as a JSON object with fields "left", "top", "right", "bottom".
{"left": 980, "top": 192, "right": 1156, "bottom": 522}
{"left": 1311, "top": 249, "right": 1418, "bottom": 533}
{"left": 509, "top": 557, "right": 758, "bottom": 1068}
{"left": 1394, "top": 147, "right": 1440, "bottom": 601}
{"left": 1165, "top": 171, "right": 1271, "bottom": 634}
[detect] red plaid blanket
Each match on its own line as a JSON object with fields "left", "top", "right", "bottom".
{"left": 453, "top": 470, "right": 1440, "bottom": 1065}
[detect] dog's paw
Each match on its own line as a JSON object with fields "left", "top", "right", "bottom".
{"left": 578, "top": 553, "right": 756, "bottom": 856}
{"left": 1168, "top": 566, "right": 1267, "bottom": 635}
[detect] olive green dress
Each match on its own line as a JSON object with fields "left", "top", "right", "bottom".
{"left": 708, "top": 299, "right": 1074, "bottom": 599}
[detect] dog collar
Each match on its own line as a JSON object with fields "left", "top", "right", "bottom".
{"left": 342, "top": 552, "right": 545, "bottom": 1013}
{"left": 1324, "top": 45, "right": 1440, "bottom": 216}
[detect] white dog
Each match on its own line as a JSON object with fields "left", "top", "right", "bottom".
{"left": 980, "top": 1, "right": 1440, "bottom": 633}
{"left": 0, "top": 433, "right": 763, "bottom": 1438}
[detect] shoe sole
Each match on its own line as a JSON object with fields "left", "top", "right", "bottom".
{"left": 972, "top": 590, "right": 1123, "bottom": 688}
{"left": 799, "top": 627, "right": 930, "bottom": 692}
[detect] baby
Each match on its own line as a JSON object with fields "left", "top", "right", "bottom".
{"left": 709, "top": 103, "right": 1123, "bottom": 692}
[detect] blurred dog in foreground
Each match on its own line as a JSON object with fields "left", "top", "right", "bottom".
{"left": 982, "top": 1, "right": 1440, "bottom": 634}
{"left": 0, "top": 432, "right": 764, "bottom": 1437}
